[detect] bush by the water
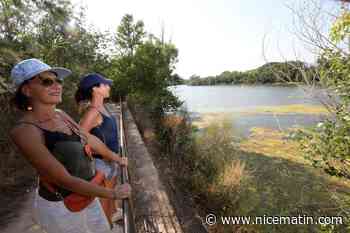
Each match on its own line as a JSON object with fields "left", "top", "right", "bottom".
{"left": 158, "top": 116, "right": 252, "bottom": 223}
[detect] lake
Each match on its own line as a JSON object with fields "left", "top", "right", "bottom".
{"left": 170, "top": 85, "right": 328, "bottom": 136}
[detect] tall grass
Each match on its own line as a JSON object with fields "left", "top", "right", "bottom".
{"left": 155, "top": 113, "right": 253, "bottom": 232}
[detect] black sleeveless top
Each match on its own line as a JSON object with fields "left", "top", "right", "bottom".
{"left": 20, "top": 122, "right": 95, "bottom": 201}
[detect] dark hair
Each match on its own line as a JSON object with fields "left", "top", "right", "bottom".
{"left": 11, "top": 80, "right": 32, "bottom": 111}
{"left": 74, "top": 83, "right": 101, "bottom": 104}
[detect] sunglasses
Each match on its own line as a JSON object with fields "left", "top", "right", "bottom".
{"left": 37, "top": 76, "right": 64, "bottom": 87}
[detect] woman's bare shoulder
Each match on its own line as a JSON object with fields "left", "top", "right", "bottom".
{"left": 10, "top": 120, "right": 43, "bottom": 144}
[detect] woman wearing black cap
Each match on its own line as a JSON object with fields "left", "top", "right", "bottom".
{"left": 75, "top": 73, "right": 122, "bottom": 225}
{"left": 10, "top": 59, "right": 131, "bottom": 233}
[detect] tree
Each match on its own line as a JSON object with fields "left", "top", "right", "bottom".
{"left": 111, "top": 15, "right": 182, "bottom": 117}
{"left": 286, "top": 4, "right": 350, "bottom": 230}
{"left": 291, "top": 1, "right": 350, "bottom": 180}
{"left": 125, "top": 36, "right": 181, "bottom": 116}
{"left": 115, "top": 14, "right": 145, "bottom": 56}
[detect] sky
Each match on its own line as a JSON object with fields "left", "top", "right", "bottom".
{"left": 71, "top": 0, "right": 339, "bottom": 79}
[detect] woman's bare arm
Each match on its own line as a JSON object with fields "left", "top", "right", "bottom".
{"left": 60, "top": 110, "right": 127, "bottom": 166}
{"left": 79, "top": 107, "right": 101, "bottom": 132}
{"left": 10, "top": 124, "right": 129, "bottom": 199}
{"left": 86, "top": 132, "right": 127, "bottom": 166}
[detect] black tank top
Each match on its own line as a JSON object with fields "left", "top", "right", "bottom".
{"left": 18, "top": 122, "right": 95, "bottom": 201}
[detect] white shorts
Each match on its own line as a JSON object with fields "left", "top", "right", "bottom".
{"left": 95, "top": 159, "right": 119, "bottom": 180}
{"left": 33, "top": 190, "right": 112, "bottom": 233}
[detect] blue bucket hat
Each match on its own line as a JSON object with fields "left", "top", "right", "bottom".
{"left": 79, "top": 73, "right": 113, "bottom": 91}
{"left": 11, "top": 58, "right": 72, "bottom": 87}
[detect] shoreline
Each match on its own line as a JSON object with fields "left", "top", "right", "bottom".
{"left": 191, "top": 104, "right": 328, "bottom": 130}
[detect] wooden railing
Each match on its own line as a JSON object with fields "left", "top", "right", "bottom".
{"left": 107, "top": 100, "right": 137, "bottom": 233}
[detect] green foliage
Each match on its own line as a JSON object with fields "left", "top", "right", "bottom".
{"left": 0, "top": 0, "right": 34, "bottom": 42}
{"left": 330, "top": 11, "right": 350, "bottom": 43}
{"left": 299, "top": 7, "right": 350, "bottom": 231}
{"left": 170, "top": 73, "right": 185, "bottom": 85}
{"left": 186, "top": 61, "right": 311, "bottom": 85}
{"left": 0, "top": 0, "right": 111, "bottom": 77}
{"left": 301, "top": 7, "right": 350, "bottom": 183}
{"left": 191, "top": 122, "right": 240, "bottom": 189}
{"left": 112, "top": 16, "right": 182, "bottom": 119}
{"left": 116, "top": 14, "right": 145, "bottom": 56}
{"left": 301, "top": 115, "right": 350, "bottom": 179}
{"left": 158, "top": 116, "right": 251, "bottom": 216}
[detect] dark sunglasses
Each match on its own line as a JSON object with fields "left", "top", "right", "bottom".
{"left": 37, "top": 76, "right": 64, "bottom": 87}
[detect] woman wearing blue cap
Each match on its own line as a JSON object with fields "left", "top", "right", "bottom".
{"left": 9, "top": 58, "right": 131, "bottom": 233}
{"left": 75, "top": 73, "right": 122, "bottom": 225}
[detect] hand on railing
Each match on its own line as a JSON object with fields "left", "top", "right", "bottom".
{"left": 113, "top": 183, "right": 132, "bottom": 200}
{"left": 118, "top": 157, "right": 128, "bottom": 167}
